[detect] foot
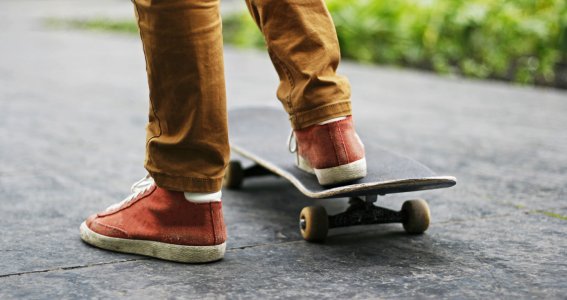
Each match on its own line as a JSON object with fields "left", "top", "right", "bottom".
{"left": 80, "top": 175, "right": 227, "bottom": 263}
{"left": 292, "top": 116, "right": 367, "bottom": 185}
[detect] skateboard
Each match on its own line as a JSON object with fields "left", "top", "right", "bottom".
{"left": 225, "top": 106, "right": 457, "bottom": 242}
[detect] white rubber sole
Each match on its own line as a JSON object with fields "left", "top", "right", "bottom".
{"left": 80, "top": 222, "right": 226, "bottom": 263}
{"left": 297, "top": 155, "right": 367, "bottom": 185}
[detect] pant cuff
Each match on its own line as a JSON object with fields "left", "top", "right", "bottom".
{"left": 148, "top": 169, "right": 223, "bottom": 193}
{"left": 290, "top": 100, "right": 352, "bottom": 129}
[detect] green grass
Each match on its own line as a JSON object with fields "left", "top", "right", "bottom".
{"left": 510, "top": 202, "right": 567, "bottom": 221}
{"left": 532, "top": 210, "right": 567, "bottom": 221}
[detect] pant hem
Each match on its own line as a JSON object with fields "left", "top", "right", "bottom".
{"left": 147, "top": 169, "right": 223, "bottom": 193}
{"left": 290, "top": 100, "right": 352, "bottom": 129}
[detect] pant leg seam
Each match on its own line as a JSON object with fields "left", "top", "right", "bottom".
{"left": 209, "top": 202, "right": 218, "bottom": 245}
{"left": 269, "top": 50, "right": 295, "bottom": 114}
{"left": 134, "top": 2, "right": 163, "bottom": 165}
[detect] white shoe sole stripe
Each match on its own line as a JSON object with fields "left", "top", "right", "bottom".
{"left": 79, "top": 222, "right": 226, "bottom": 263}
{"left": 298, "top": 156, "right": 367, "bottom": 185}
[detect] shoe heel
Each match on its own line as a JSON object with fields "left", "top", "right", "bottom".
{"left": 296, "top": 154, "right": 315, "bottom": 174}
{"left": 314, "top": 158, "right": 367, "bottom": 185}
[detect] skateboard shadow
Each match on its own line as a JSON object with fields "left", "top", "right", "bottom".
{"left": 225, "top": 177, "right": 453, "bottom": 267}
{"left": 315, "top": 227, "right": 453, "bottom": 267}
{"left": 224, "top": 176, "right": 313, "bottom": 211}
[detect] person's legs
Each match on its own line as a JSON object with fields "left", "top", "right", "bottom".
{"left": 245, "top": 0, "right": 351, "bottom": 129}
{"left": 245, "top": 0, "right": 366, "bottom": 184}
{"left": 137, "top": 0, "right": 229, "bottom": 193}
{"left": 80, "top": 0, "right": 228, "bottom": 263}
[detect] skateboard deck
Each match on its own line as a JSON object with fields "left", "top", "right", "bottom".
{"left": 227, "top": 106, "right": 456, "bottom": 199}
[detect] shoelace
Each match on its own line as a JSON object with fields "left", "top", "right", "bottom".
{"left": 105, "top": 174, "right": 154, "bottom": 212}
{"left": 287, "top": 130, "right": 297, "bottom": 153}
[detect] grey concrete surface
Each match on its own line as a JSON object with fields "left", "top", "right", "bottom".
{"left": 1, "top": 0, "right": 566, "bottom": 298}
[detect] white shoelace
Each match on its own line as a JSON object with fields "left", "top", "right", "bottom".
{"left": 287, "top": 130, "right": 297, "bottom": 153}
{"left": 105, "top": 174, "right": 155, "bottom": 212}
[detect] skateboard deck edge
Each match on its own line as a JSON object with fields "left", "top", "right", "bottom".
{"left": 231, "top": 144, "right": 457, "bottom": 199}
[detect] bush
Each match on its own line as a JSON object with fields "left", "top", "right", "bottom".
{"left": 223, "top": 0, "right": 567, "bottom": 88}
{"left": 45, "top": 18, "right": 139, "bottom": 34}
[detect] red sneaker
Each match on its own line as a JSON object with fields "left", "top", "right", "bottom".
{"left": 80, "top": 175, "right": 227, "bottom": 263}
{"left": 292, "top": 116, "right": 367, "bottom": 185}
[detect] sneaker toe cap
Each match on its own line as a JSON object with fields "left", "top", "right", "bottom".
{"left": 84, "top": 214, "right": 129, "bottom": 239}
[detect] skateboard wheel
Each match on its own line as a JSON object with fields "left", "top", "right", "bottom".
{"left": 299, "top": 206, "right": 328, "bottom": 242}
{"left": 401, "top": 199, "right": 430, "bottom": 234}
{"left": 223, "top": 160, "right": 244, "bottom": 190}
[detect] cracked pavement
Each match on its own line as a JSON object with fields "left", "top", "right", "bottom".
{"left": 0, "top": 0, "right": 566, "bottom": 298}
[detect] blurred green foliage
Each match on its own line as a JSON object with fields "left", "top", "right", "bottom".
{"left": 45, "top": 18, "right": 139, "bottom": 34}
{"left": 48, "top": 0, "right": 567, "bottom": 87}
{"left": 224, "top": 0, "right": 567, "bottom": 87}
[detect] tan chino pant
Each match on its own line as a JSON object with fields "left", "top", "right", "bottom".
{"left": 133, "top": 0, "right": 352, "bottom": 192}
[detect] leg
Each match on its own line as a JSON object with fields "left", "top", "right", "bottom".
{"left": 136, "top": 0, "right": 229, "bottom": 193}
{"left": 245, "top": 0, "right": 352, "bottom": 129}
{"left": 80, "top": 0, "right": 228, "bottom": 263}
{"left": 245, "top": 0, "right": 366, "bottom": 185}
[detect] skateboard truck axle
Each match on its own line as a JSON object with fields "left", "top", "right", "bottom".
{"left": 327, "top": 196, "right": 404, "bottom": 229}
{"left": 299, "top": 218, "right": 307, "bottom": 230}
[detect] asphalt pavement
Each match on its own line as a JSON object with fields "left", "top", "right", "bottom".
{"left": 1, "top": 0, "right": 566, "bottom": 298}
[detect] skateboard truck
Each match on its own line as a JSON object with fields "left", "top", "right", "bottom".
{"left": 298, "top": 195, "right": 430, "bottom": 242}
{"left": 327, "top": 195, "right": 404, "bottom": 228}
